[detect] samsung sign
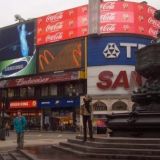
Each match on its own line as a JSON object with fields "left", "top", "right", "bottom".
{"left": 88, "top": 36, "right": 153, "bottom": 66}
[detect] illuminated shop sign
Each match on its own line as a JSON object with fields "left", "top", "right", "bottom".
{"left": 0, "top": 71, "right": 79, "bottom": 88}
{"left": 10, "top": 100, "right": 37, "bottom": 109}
{"left": 88, "top": 36, "right": 152, "bottom": 66}
{"left": 87, "top": 65, "right": 143, "bottom": 95}
{"left": 38, "top": 97, "right": 80, "bottom": 108}
{"left": 38, "top": 38, "right": 85, "bottom": 73}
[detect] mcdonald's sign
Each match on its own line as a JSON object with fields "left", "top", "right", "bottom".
{"left": 38, "top": 38, "right": 85, "bottom": 73}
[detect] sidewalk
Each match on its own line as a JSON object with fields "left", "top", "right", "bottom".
{"left": 0, "top": 131, "right": 77, "bottom": 152}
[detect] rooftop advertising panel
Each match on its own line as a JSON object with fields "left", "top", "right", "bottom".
{"left": 38, "top": 38, "right": 85, "bottom": 73}
{"left": 88, "top": 36, "right": 152, "bottom": 66}
{"left": 36, "top": 2, "right": 159, "bottom": 45}
{"left": 0, "top": 20, "right": 36, "bottom": 78}
{"left": 36, "top": 5, "right": 88, "bottom": 45}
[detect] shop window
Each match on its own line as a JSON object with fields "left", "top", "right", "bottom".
{"left": 28, "top": 87, "right": 35, "bottom": 97}
{"left": 49, "top": 84, "right": 57, "bottom": 96}
{"left": 20, "top": 87, "right": 27, "bottom": 97}
{"left": 112, "top": 101, "right": 127, "bottom": 111}
{"left": 41, "top": 86, "right": 49, "bottom": 97}
{"left": 93, "top": 101, "right": 107, "bottom": 111}
{"left": 8, "top": 88, "right": 14, "bottom": 98}
{"left": 65, "top": 83, "right": 84, "bottom": 96}
{"left": 1, "top": 89, "right": 7, "bottom": 98}
{"left": 14, "top": 88, "right": 20, "bottom": 98}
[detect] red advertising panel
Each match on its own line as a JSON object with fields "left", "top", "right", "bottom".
{"left": 99, "top": 1, "right": 160, "bottom": 37}
{"left": 10, "top": 100, "right": 37, "bottom": 109}
{"left": 36, "top": 2, "right": 159, "bottom": 45}
{"left": 38, "top": 38, "right": 85, "bottom": 73}
{"left": 37, "top": 5, "right": 88, "bottom": 45}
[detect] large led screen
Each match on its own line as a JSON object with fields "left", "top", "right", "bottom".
{"left": 38, "top": 38, "right": 85, "bottom": 73}
{"left": 0, "top": 20, "right": 36, "bottom": 78}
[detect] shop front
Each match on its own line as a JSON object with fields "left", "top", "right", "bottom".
{"left": 8, "top": 100, "right": 41, "bottom": 130}
{"left": 38, "top": 97, "right": 80, "bottom": 131}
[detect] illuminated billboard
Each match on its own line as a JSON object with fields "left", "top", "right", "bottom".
{"left": 0, "top": 20, "right": 36, "bottom": 78}
{"left": 38, "top": 38, "right": 85, "bottom": 73}
{"left": 36, "top": 1, "right": 159, "bottom": 45}
{"left": 36, "top": 5, "right": 88, "bottom": 45}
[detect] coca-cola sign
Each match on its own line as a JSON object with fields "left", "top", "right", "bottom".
{"left": 100, "top": 2, "right": 116, "bottom": 11}
{"left": 45, "top": 22, "right": 63, "bottom": 33}
{"left": 45, "top": 32, "right": 63, "bottom": 43}
{"left": 100, "top": 24, "right": 116, "bottom": 33}
{"left": 46, "top": 12, "right": 64, "bottom": 23}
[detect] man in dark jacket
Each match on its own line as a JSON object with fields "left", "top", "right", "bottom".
{"left": 80, "top": 95, "right": 93, "bottom": 141}
{"left": 13, "top": 110, "right": 27, "bottom": 149}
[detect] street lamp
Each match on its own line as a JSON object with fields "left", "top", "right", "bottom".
{"left": 14, "top": 14, "right": 25, "bottom": 23}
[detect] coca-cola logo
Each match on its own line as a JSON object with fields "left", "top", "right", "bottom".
{"left": 46, "top": 12, "right": 63, "bottom": 22}
{"left": 148, "top": 28, "right": 158, "bottom": 37}
{"left": 147, "top": 7, "right": 156, "bottom": 15}
{"left": 100, "top": 13, "right": 116, "bottom": 22}
{"left": 46, "top": 22, "right": 63, "bottom": 32}
{"left": 100, "top": 24, "right": 116, "bottom": 33}
{"left": 45, "top": 32, "right": 63, "bottom": 42}
{"left": 148, "top": 17, "right": 160, "bottom": 28}
{"left": 101, "top": 2, "right": 116, "bottom": 11}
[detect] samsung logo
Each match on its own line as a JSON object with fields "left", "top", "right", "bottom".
{"left": 2, "top": 60, "right": 27, "bottom": 76}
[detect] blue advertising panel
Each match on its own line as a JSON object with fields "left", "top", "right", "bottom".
{"left": 0, "top": 20, "right": 35, "bottom": 60}
{"left": 88, "top": 36, "right": 153, "bottom": 66}
{"left": 38, "top": 97, "right": 80, "bottom": 108}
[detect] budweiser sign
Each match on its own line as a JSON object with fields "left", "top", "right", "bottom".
{"left": 46, "top": 12, "right": 64, "bottom": 23}
{"left": 45, "top": 32, "right": 63, "bottom": 42}
{"left": 45, "top": 22, "right": 63, "bottom": 32}
{"left": 100, "top": 13, "right": 116, "bottom": 22}
{"left": 100, "top": 2, "right": 116, "bottom": 11}
{"left": 100, "top": 24, "right": 116, "bottom": 32}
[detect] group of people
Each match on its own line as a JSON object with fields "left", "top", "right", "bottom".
{"left": 7, "top": 95, "right": 93, "bottom": 150}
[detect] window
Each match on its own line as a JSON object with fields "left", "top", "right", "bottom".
{"left": 49, "top": 84, "right": 57, "bottom": 96}
{"left": 14, "top": 88, "right": 19, "bottom": 98}
{"left": 28, "top": 87, "right": 35, "bottom": 97}
{"left": 112, "top": 101, "right": 127, "bottom": 111}
{"left": 93, "top": 101, "right": 107, "bottom": 111}
{"left": 1, "top": 89, "right": 7, "bottom": 98}
{"left": 41, "top": 86, "right": 49, "bottom": 97}
{"left": 8, "top": 88, "right": 14, "bottom": 98}
{"left": 20, "top": 87, "right": 27, "bottom": 97}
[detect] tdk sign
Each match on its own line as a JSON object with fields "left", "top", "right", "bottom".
{"left": 88, "top": 36, "right": 152, "bottom": 66}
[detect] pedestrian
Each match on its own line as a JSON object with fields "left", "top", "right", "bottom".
{"left": 80, "top": 95, "right": 93, "bottom": 142}
{"left": 13, "top": 110, "right": 27, "bottom": 150}
{"left": 5, "top": 121, "right": 10, "bottom": 137}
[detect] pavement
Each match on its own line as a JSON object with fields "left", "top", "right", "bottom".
{"left": 0, "top": 131, "right": 78, "bottom": 152}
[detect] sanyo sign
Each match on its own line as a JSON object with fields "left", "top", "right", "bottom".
{"left": 88, "top": 36, "right": 153, "bottom": 66}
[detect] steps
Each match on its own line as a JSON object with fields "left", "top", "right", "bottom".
{"left": 52, "top": 136, "right": 160, "bottom": 159}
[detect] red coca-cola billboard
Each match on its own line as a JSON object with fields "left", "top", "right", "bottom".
{"left": 36, "top": 1, "right": 160, "bottom": 45}
{"left": 37, "top": 5, "right": 88, "bottom": 45}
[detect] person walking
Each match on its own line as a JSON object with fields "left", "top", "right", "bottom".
{"left": 80, "top": 95, "right": 93, "bottom": 142}
{"left": 5, "top": 121, "right": 10, "bottom": 137}
{"left": 13, "top": 110, "right": 27, "bottom": 150}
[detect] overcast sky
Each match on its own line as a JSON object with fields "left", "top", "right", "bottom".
{"left": 0, "top": 0, "right": 159, "bottom": 28}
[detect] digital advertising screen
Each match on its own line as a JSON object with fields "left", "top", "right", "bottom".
{"left": 0, "top": 20, "right": 36, "bottom": 78}
{"left": 38, "top": 38, "right": 85, "bottom": 73}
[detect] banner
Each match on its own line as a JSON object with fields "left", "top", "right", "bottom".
{"left": 38, "top": 38, "right": 85, "bottom": 73}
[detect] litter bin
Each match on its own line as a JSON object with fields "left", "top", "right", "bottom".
{"left": 0, "top": 128, "right": 6, "bottom": 140}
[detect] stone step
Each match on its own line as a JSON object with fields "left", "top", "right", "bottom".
{"left": 59, "top": 141, "right": 160, "bottom": 156}
{"left": 52, "top": 144, "right": 160, "bottom": 160}
{"left": 68, "top": 138, "right": 160, "bottom": 149}
{"left": 76, "top": 135, "right": 160, "bottom": 144}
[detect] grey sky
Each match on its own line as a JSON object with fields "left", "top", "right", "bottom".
{"left": 0, "top": 0, "right": 159, "bottom": 28}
